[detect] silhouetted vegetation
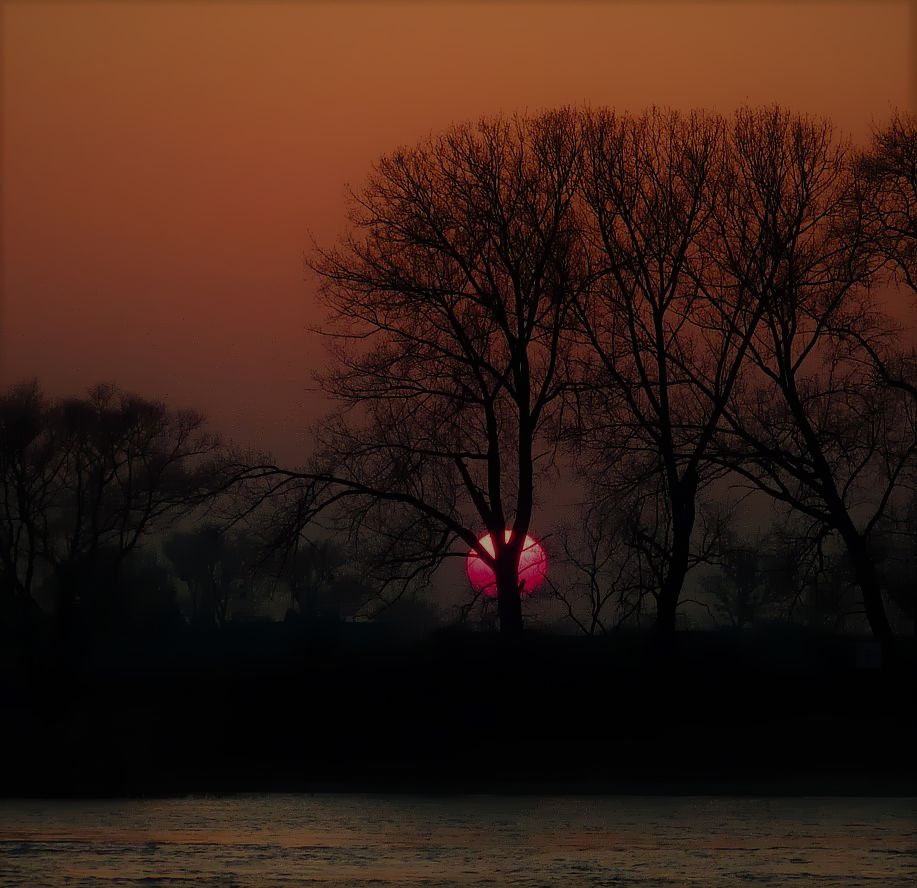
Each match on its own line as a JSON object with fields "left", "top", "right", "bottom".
{"left": 0, "top": 382, "right": 219, "bottom": 636}
{"left": 2, "top": 625, "right": 914, "bottom": 796}
{"left": 307, "top": 111, "right": 586, "bottom": 636}
{"left": 2, "top": 106, "right": 916, "bottom": 797}
{"left": 2, "top": 108, "right": 915, "bottom": 652}
{"left": 857, "top": 110, "right": 917, "bottom": 295}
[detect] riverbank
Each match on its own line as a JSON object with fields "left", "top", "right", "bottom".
{"left": 2, "top": 624, "right": 914, "bottom": 797}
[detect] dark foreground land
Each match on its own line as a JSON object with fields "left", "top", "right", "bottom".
{"left": 1, "top": 623, "right": 915, "bottom": 797}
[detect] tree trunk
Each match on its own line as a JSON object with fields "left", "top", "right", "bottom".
{"left": 656, "top": 551, "right": 689, "bottom": 635}
{"left": 655, "top": 470, "right": 697, "bottom": 636}
{"left": 495, "top": 552, "right": 523, "bottom": 636}
{"left": 843, "top": 531, "right": 894, "bottom": 649}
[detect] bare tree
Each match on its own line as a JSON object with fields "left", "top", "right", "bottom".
{"left": 296, "top": 112, "right": 585, "bottom": 634}
{"left": 856, "top": 110, "right": 917, "bottom": 294}
{"left": 870, "top": 493, "right": 917, "bottom": 635}
{"left": 163, "top": 523, "right": 275, "bottom": 627}
{"left": 839, "top": 113, "right": 917, "bottom": 405}
{"left": 714, "top": 109, "right": 917, "bottom": 649}
{"left": 0, "top": 382, "right": 62, "bottom": 621}
{"left": 573, "top": 107, "right": 764, "bottom": 634}
{"left": 163, "top": 525, "right": 231, "bottom": 627}
{"left": 701, "top": 527, "right": 794, "bottom": 629}
{"left": 549, "top": 499, "right": 643, "bottom": 634}
{"left": 0, "top": 382, "right": 220, "bottom": 628}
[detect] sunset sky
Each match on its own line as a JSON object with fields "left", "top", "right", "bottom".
{"left": 2, "top": 0, "right": 913, "bottom": 462}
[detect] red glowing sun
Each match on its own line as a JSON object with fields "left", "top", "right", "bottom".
{"left": 466, "top": 530, "right": 548, "bottom": 598}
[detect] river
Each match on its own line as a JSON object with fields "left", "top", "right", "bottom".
{"left": 1, "top": 794, "right": 915, "bottom": 886}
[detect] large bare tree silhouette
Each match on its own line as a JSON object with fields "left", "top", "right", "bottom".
{"left": 283, "top": 112, "right": 585, "bottom": 634}
{"left": 715, "top": 109, "right": 916, "bottom": 649}
{"left": 572, "top": 108, "right": 766, "bottom": 634}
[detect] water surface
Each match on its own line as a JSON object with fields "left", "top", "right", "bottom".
{"left": 0, "top": 795, "right": 914, "bottom": 886}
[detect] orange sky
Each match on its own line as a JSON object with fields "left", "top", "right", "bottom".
{"left": 2, "top": 1, "right": 913, "bottom": 461}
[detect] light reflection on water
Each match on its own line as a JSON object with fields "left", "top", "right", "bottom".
{"left": 0, "top": 794, "right": 915, "bottom": 886}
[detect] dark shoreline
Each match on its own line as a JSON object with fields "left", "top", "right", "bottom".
{"left": 3, "top": 623, "right": 915, "bottom": 799}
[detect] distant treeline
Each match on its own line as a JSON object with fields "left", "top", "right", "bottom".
{"left": 2, "top": 106, "right": 916, "bottom": 646}
{"left": 0, "top": 382, "right": 431, "bottom": 635}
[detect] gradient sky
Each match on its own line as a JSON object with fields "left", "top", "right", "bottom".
{"left": 2, "top": 1, "right": 913, "bottom": 462}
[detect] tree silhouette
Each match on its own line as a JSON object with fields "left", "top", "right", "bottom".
{"left": 0, "top": 382, "right": 57, "bottom": 624}
{"left": 857, "top": 111, "right": 917, "bottom": 294}
{"left": 0, "top": 382, "right": 219, "bottom": 631}
{"left": 164, "top": 523, "right": 286, "bottom": 627}
{"left": 298, "top": 111, "right": 585, "bottom": 634}
{"left": 163, "top": 525, "right": 231, "bottom": 627}
{"left": 216, "top": 105, "right": 916, "bottom": 643}
{"left": 870, "top": 494, "right": 917, "bottom": 634}
{"left": 702, "top": 529, "right": 789, "bottom": 629}
{"left": 714, "top": 109, "right": 916, "bottom": 649}
{"left": 272, "top": 539, "right": 345, "bottom": 621}
{"left": 549, "top": 499, "right": 643, "bottom": 634}
{"left": 843, "top": 112, "right": 917, "bottom": 405}
{"left": 573, "top": 107, "right": 766, "bottom": 634}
